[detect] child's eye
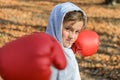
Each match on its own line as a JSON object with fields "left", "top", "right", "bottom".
{"left": 65, "top": 27, "right": 70, "bottom": 30}
{"left": 75, "top": 30, "right": 80, "bottom": 34}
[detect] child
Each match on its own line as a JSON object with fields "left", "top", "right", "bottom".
{"left": 46, "top": 2, "right": 87, "bottom": 80}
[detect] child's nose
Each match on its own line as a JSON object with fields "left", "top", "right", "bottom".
{"left": 69, "top": 32, "right": 75, "bottom": 39}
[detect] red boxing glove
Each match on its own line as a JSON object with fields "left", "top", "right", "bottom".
{"left": 72, "top": 30, "right": 100, "bottom": 57}
{"left": 0, "top": 32, "right": 66, "bottom": 80}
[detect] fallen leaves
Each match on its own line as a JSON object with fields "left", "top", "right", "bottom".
{"left": 0, "top": 0, "right": 120, "bottom": 80}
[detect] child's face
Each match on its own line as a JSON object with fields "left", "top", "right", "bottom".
{"left": 62, "top": 21, "right": 84, "bottom": 48}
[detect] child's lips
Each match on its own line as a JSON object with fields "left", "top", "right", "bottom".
{"left": 66, "top": 39, "right": 73, "bottom": 44}
{"left": 66, "top": 39, "right": 71, "bottom": 42}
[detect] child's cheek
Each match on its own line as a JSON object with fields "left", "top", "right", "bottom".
{"left": 74, "top": 34, "right": 79, "bottom": 43}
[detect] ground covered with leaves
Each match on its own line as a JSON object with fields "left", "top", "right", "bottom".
{"left": 0, "top": 0, "right": 120, "bottom": 80}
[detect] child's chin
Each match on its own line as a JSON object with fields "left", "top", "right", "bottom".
{"left": 66, "top": 45, "right": 72, "bottom": 48}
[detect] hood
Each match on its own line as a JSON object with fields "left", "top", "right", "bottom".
{"left": 46, "top": 2, "right": 87, "bottom": 48}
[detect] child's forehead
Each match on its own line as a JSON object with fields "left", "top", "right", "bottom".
{"left": 63, "top": 21, "right": 83, "bottom": 28}
{"left": 63, "top": 21, "right": 75, "bottom": 26}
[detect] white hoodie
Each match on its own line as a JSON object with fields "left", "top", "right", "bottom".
{"left": 46, "top": 2, "right": 87, "bottom": 80}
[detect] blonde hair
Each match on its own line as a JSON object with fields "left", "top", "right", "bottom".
{"left": 63, "top": 11, "right": 86, "bottom": 29}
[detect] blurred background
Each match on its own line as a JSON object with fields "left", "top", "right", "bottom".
{"left": 0, "top": 0, "right": 120, "bottom": 80}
